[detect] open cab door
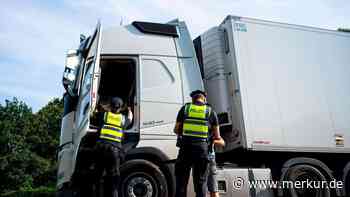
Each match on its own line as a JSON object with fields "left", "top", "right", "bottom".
{"left": 89, "top": 21, "right": 102, "bottom": 113}
{"left": 74, "top": 21, "right": 102, "bottom": 143}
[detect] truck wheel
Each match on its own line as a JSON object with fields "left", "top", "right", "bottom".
{"left": 345, "top": 172, "right": 350, "bottom": 196}
{"left": 283, "top": 164, "right": 330, "bottom": 197}
{"left": 56, "top": 188, "right": 74, "bottom": 197}
{"left": 120, "top": 159, "right": 168, "bottom": 197}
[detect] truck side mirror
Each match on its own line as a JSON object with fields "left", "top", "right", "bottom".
{"left": 80, "top": 34, "right": 86, "bottom": 43}
{"left": 62, "top": 49, "right": 79, "bottom": 96}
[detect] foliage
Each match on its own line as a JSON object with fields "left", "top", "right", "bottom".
{"left": 0, "top": 98, "right": 63, "bottom": 195}
{"left": 338, "top": 28, "right": 350, "bottom": 33}
{"left": 0, "top": 186, "right": 55, "bottom": 197}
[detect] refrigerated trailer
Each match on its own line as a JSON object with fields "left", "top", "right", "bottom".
{"left": 195, "top": 15, "right": 350, "bottom": 154}
{"left": 57, "top": 16, "right": 350, "bottom": 197}
{"left": 194, "top": 15, "right": 350, "bottom": 197}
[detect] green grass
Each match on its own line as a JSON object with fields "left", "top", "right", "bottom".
{"left": 1, "top": 187, "right": 55, "bottom": 197}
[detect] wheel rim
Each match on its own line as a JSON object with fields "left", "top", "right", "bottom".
{"left": 123, "top": 172, "right": 157, "bottom": 197}
{"left": 287, "top": 166, "right": 330, "bottom": 197}
{"left": 346, "top": 173, "right": 350, "bottom": 195}
{"left": 294, "top": 174, "right": 322, "bottom": 197}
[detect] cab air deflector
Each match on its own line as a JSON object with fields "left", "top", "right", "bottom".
{"left": 132, "top": 21, "right": 179, "bottom": 37}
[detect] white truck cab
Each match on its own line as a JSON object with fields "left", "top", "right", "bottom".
{"left": 57, "top": 20, "right": 202, "bottom": 197}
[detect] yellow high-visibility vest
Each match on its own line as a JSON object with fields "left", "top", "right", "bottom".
{"left": 182, "top": 103, "right": 210, "bottom": 140}
{"left": 100, "top": 112, "right": 124, "bottom": 143}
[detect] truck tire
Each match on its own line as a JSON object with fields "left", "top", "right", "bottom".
{"left": 56, "top": 188, "right": 74, "bottom": 197}
{"left": 120, "top": 159, "right": 168, "bottom": 197}
{"left": 345, "top": 172, "right": 350, "bottom": 196}
{"left": 283, "top": 164, "right": 330, "bottom": 197}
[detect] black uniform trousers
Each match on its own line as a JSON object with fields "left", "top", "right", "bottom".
{"left": 175, "top": 141, "right": 209, "bottom": 197}
{"left": 94, "top": 140, "right": 121, "bottom": 197}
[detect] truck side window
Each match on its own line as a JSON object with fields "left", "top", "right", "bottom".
{"left": 81, "top": 61, "right": 93, "bottom": 96}
{"left": 141, "top": 59, "right": 173, "bottom": 90}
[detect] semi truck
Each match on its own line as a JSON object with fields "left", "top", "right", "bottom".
{"left": 57, "top": 15, "right": 350, "bottom": 197}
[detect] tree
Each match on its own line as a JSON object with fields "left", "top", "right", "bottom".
{"left": 0, "top": 97, "right": 63, "bottom": 194}
{"left": 0, "top": 98, "right": 33, "bottom": 192}
{"left": 338, "top": 28, "right": 350, "bottom": 33}
{"left": 28, "top": 98, "right": 63, "bottom": 188}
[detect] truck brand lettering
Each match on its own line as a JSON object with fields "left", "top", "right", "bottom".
{"left": 143, "top": 120, "right": 165, "bottom": 126}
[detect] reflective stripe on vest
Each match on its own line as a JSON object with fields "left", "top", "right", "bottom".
{"left": 182, "top": 103, "right": 210, "bottom": 139}
{"left": 100, "top": 112, "right": 124, "bottom": 142}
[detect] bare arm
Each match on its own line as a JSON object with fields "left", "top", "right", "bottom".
{"left": 213, "top": 138, "right": 225, "bottom": 147}
{"left": 174, "top": 122, "right": 182, "bottom": 135}
{"left": 127, "top": 107, "right": 133, "bottom": 122}
{"left": 174, "top": 106, "right": 185, "bottom": 135}
{"left": 212, "top": 125, "right": 220, "bottom": 140}
{"left": 212, "top": 125, "right": 225, "bottom": 147}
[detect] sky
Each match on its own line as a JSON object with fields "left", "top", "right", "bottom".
{"left": 0, "top": 0, "right": 349, "bottom": 112}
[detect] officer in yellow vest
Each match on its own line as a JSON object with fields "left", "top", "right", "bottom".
{"left": 94, "top": 97, "right": 133, "bottom": 197}
{"left": 174, "top": 90, "right": 223, "bottom": 197}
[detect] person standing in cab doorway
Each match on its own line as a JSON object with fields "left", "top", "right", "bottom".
{"left": 93, "top": 97, "right": 133, "bottom": 197}
{"left": 174, "top": 90, "right": 224, "bottom": 197}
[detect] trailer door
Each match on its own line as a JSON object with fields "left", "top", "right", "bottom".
{"left": 75, "top": 22, "right": 102, "bottom": 132}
